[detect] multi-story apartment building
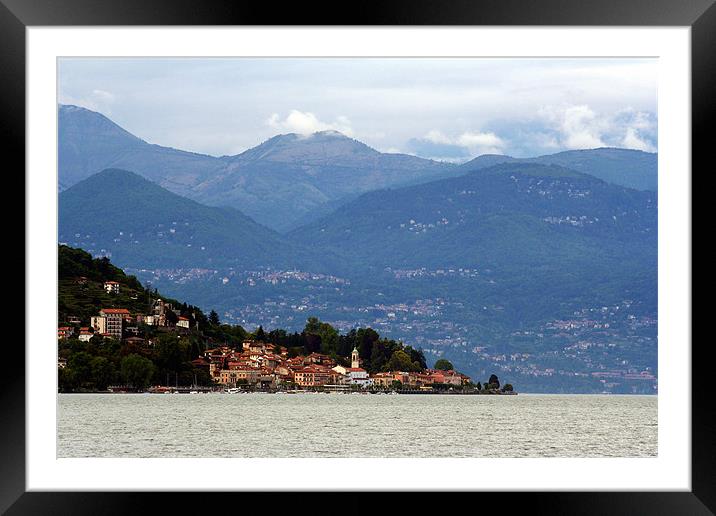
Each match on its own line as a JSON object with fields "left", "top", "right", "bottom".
{"left": 97, "top": 308, "right": 130, "bottom": 339}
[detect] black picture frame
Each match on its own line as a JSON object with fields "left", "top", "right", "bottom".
{"left": 3, "top": 0, "right": 710, "bottom": 513}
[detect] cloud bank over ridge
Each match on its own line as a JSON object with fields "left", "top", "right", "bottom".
{"left": 59, "top": 58, "right": 657, "bottom": 159}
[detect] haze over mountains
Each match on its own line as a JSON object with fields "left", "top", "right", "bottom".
{"left": 59, "top": 104, "right": 657, "bottom": 231}
{"left": 59, "top": 104, "right": 449, "bottom": 231}
{"left": 57, "top": 104, "right": 658, "bottom": 393}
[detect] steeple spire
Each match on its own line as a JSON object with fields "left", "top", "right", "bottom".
{"left": 351, "top": 346, "right": 360, "bottom": 369}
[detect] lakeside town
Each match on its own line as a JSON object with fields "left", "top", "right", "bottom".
{"left": 123, "top": 265, "right": 657, "bottom": 393}
{"left": 58, "top": 270, "right": 514, "bottom": 395}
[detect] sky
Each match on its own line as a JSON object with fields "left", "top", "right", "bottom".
{"left": 58, "top": 57, "right": 658, "bottom": 161}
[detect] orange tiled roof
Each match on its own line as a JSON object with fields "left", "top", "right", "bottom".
{"left": 100, "top": 308, "right": 131, "bottom": 314}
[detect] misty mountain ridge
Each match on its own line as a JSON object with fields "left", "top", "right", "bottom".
{"left": 59, "top": 104, "right": 657, "bottom": 231}
{"left": 59, "top": 104, "right": 452, "bottom": 231}
{"left": 460, "top": 147, "right": 657, "bottom": 191}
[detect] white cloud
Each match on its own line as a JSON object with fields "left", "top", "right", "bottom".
{"left": 559, "top": 105, "right": 606, "bottom": 149}
{"left": 622, "top": 127, "right": 656, "bottom": 152}
{"left": 58, "top": 58, "right": 656, "bottom": 157}
{"left": 266, "top": 110, "right": 354, "bottom": 136}
{"left": 424, "top": 130, "right": 453, "bottom": 145}
{"left": 457, "top": 131, "right": 507, "bottom": 155}
{"left": 416, "top": 129, "right": 507, "bottom": 157}
{"left": 92, "top": 89, "right": 116, "bottom": 103}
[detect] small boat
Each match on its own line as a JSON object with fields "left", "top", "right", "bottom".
{"left": 227, "top": 387, "right": 240, "bottom": 394}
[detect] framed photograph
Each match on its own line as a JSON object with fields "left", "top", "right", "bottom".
{"left": 5, "top": 0, "right": 709, "bottom": 513}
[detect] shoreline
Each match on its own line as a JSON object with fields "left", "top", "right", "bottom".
{"left": 59, "top": 388, "right": 518, "bottom": 395}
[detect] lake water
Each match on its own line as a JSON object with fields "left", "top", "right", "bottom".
{"left": 57, "top": 393, "right": 657, "bottom": 458}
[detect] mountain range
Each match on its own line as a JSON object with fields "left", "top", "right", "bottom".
{"left": 59, "top": 105, "right": 450, "bottom": 231}
{"left": 59, "top": 104, "right": 657, "bottom": 231}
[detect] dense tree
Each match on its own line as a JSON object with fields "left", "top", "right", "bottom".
{"left": 385, "top": 350, "right": 420, "bottom": 372}
{"left": 267, "top": 329, "right": 287, "bottom": 346}
{"left": 68, "top": 351, "right": 93, "bottom": 387}
{"left": 120, "top": 354, "right": 155, "bottom": 389}
{"left": 304, "top": 317, "right": 339, "bottom": 355}
{"left": 90, "top": 356, "right": 116, "bottom": 390}
{"left": 208, "top": 310, "right": 220, "bottom": 326}
{"left": 164, "top": 309, "right": 179, "bottom": 326}
{"left": 404, "top": 346, "right": 427, "bottom": 370}
{"left": 488, "top": 374, "right": 500, "bottom": 389}
{"left": 434, "top": 359, "right": 454, "bottom": 371}
{"left": 253, "top": 325, "right": 267, "bottom": 342}
{"left": 369, "top": 341, "right": 388, "bottom": 373}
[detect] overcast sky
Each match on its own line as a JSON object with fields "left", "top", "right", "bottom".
{"left": 59, "top": 57, "right": 657, "bottom": 161}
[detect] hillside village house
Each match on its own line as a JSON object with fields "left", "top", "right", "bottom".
{"left": 57, "top": 326, "right": 74, "bottom": 340}
{"left": 103, "top": 280, "right": 120, "bottom": 294}
{"left": 78, "top": 327, "right": 94, "bottom": 342}
{"left": 176, "top": 316, "right": 190, "bottom": 329}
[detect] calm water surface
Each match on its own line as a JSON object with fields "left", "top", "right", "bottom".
{"left": 58, "top": 393, "right": 657, "bottom": 458}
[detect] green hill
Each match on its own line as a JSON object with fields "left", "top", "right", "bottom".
{"left": 58, "top": 244, "right": 195, "bottom": 325}
{"left": 459, "top": 148, "right": 657, "bottom": 191}
{"left": 58, "top": 168, "right": 334, "bottom": 271}
{"left": 290, "top": 162, "right": 657, "bottom": 324}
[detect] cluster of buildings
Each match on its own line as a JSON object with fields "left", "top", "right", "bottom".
{"left": 58, "top": 298, "right": 192, "bottom": 342}
{"left": 193, "top": 341, "right": 471, "bottom": 390}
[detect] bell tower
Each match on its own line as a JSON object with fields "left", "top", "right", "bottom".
{"left": 351, "top": 347, "right": 360, "bottom": 369}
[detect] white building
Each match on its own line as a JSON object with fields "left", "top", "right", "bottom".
{"left": 346, "top": 367, "right": 372, "bottom": 388}
{"left": 78, "top": 328, "right": 94, "bottom": 342}
{"left": 104, "top": 281, "right": 120, "bottom": 294}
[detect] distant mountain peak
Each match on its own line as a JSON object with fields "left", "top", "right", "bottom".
{"left": 234, "top": 130, "right": 378, "bottom": 164}
{"left": 59, "top": 103, "right": 145, "bottom": 144}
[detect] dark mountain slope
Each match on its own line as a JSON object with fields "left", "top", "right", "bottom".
{"left": 290, "top": 162, "right": 657, "bottom": 318}
{"left": 58, "top": 168, "right": 332, "bottom": 271}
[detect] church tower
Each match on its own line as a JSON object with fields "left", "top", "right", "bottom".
{"left": 351, "top": 347, "right": 360, "bottom": 369}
